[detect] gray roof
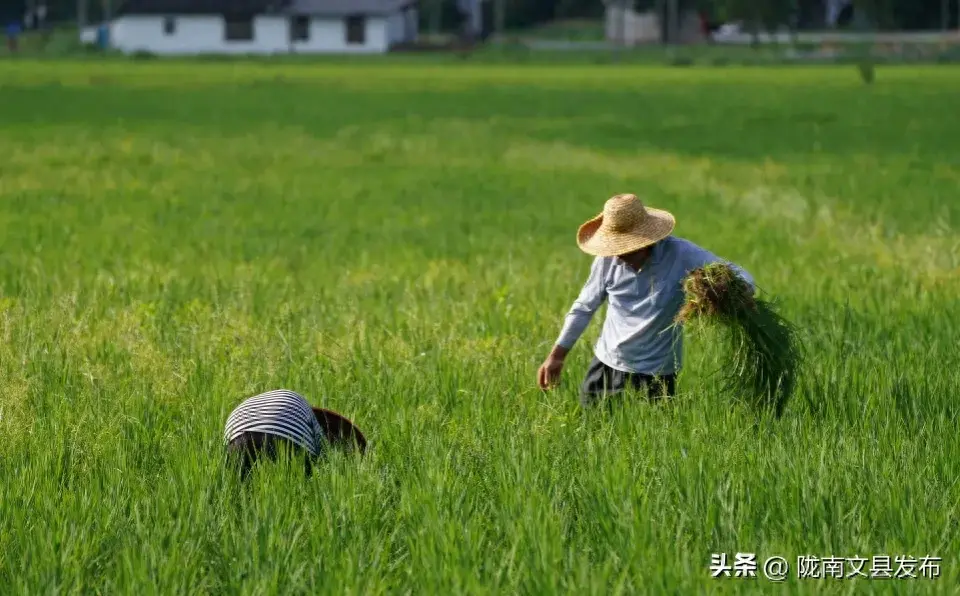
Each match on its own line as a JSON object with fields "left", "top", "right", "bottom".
{"left": 288, "top": 0, "right": 415, "bottom": 15}
{"left": 118, "top": 0, "right": 290, "bottom": 15}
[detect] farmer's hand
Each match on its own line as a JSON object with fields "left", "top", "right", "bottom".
{"left": 537, "top": 345, "right": 570, "bottom": 390}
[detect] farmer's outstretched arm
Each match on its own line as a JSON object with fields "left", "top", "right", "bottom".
{"left": 555, "top": 257, "right": 609, "bottom": 349}
{"left": 682, "top": 241, "right": 755, "bottom": 292}
{"left": 538, "top": 257, "right": 608, "bottom": 390}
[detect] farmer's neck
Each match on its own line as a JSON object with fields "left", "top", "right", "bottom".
{"left": 617, "top": 245, "right": 653, "bottom": 272}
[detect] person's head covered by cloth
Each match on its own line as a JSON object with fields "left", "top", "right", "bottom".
{"left": 224, "top": 388, "right": 367, "bottom": 479}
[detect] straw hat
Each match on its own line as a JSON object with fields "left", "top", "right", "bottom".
{"left": 313, "top": 407, "right": 368, "bottom": 455}
{"left": 576, "top": 194, "right": 676, "bottom": 257}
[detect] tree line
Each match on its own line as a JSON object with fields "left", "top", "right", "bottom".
{"left": 494, "top": 0, "right": 955, "bottom": 31}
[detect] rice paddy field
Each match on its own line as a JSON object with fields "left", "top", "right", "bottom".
{"left": 1, "top": 59, "right": 959, "bottom": 594}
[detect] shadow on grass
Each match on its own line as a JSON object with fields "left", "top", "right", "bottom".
{"left": 3, "top": 77, "right": 960, "bottom": 164}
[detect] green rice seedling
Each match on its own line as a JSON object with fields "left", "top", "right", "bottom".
{"left": 676, "top": 263, "right": 803, "bottom": 418}
{"left": 2, "top": 61, "right": 960, "bottom": 594}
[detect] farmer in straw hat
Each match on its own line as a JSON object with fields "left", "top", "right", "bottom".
{"left": 224, "top": 388, "right": 367, "bottom": 479}
{"left": 537, "top": 193, "right": 755, "bottom": 407}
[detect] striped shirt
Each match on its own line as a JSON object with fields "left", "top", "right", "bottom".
{"left": 224, "top": 389, "right": 326, "bottom": 456}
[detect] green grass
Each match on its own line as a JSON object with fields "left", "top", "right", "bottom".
{"left": 0, "top": 60, "right": 959, "bottom": 594}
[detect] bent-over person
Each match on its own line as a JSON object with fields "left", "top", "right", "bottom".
{"left": 224, "top": 388, "right": 366, "bottom": 479}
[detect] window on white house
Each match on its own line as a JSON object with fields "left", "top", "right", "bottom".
{"left": 345, "top": 15, "right": 365, "bottom": 44}
{"left": 224, "top": 16, "right": 254, "bottom": 41}
{"left": 163, "top": 16, "right": 176, "bottom": 35}
{"left": 290, "top": 15, "right": 309, "bottom": 41}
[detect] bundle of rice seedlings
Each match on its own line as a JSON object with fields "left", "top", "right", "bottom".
{"left": 675, "top": 263, "right": 803, "bottom": 418}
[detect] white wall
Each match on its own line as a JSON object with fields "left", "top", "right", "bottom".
{"left": 605, "top": 8, "right": 660, "bottom": 45}
{"left": 406, "top": 8, "right": 418, "bottom": 43}
{"left": 80, "top": 25, "right": 98, "bottom": 44}
{"left": 387, "top": 8, "right": 420, "bottom": 46}
{"left": 112, "top": 15, "right": 289, "bottom": 55}
{"left": 386, "top": 11, "right": 405, "bottom": 46}
{"left": 605, "top": 7, "right": 705, "bottom": 45}
{"left": 109, "top": 13, "right": 403, "bottom": 55}
{"left": 292, "top": 16, "right": 388, "bottom": 54}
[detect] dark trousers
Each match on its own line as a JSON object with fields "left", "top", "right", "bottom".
{"left": 579, "top": 357, "right": 676, "bottom": 408}
{"left": 227, "top": 431, "right": 316, "bottom": 480}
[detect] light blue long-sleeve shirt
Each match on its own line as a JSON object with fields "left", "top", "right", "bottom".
{"left": 556, "top": 235, "right": 755, "bottom": 376}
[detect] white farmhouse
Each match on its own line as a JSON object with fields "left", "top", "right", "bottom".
{"left": 103, "top": 0, "right": 419, "bottom": 55}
